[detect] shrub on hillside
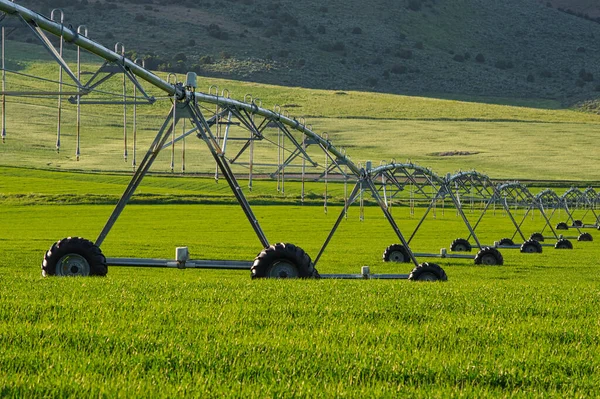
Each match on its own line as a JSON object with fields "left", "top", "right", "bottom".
{"left": 527, "top": 74, "right": 535, "bottom": 83}
{"left": 366, "top": 77, "right": 378, "bottom": 86}
{"left": 453, "top": 54, "right": 465, "bottom": 62}
{"left": 395, "top": 49, "right": 412, "bottom": 59}
{"left": 414, "top": 41, "right": 424, "bottom": 50}
{"left": 352, "top": 27, "right": 362, "bottom": 34}
{"left": 208, "top": 24, "right": 229, "bottom": 40}
{"left": 317, "top": 25, "right": 326, "bottom": 34}
{"left": 494, "top": 60, "right": 513, "bottom": 70}
{"left": 475, "top": 53, "right": 485, "bottom": 63}
{"left": 390, "top": 64, "right": 408, "bottom": 74}
{"left": 576, "top": 78, "right": 585, "bottom": 88}
{"left": 319, "top": 41, "right": 346, "bottom": 52}
{"left": 407, "top": 0, "right": 422, "bottom": 11}
{"left": 579, "top": 68, "right": 594, "bottom": 82}
{"left": 540, "top": 70, "right": 552, "bottom": 78}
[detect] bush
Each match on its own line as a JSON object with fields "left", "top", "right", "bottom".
{"left": 475, "top": 53, "right": 485, "bottom": 63}
{"left": 320, "top": 41, "right": 345, "bottom": 52}
{"left": 577, "top": 46, "right": 586, "bottom": 53}
{"left": 208, "top": 24, "right": 229, "bottom": 40}
{"left": 576, "top": 78, "right": 585, "bottom": 88}
{"left": 318, "top": 6, "right": 328, "bottom": 12}
{"left": 317, "top": 25, "right": 326, "bottom": 34}
{"left": 453, "top": 54, "right": 465, "bottom": 62}
{"left": 540, "top": 70, "right": 552, "bottom": 78}
{"left": 366, "top": 77, "right": 378, "bottom": 86}
{"left": 494, "top": 60, "right": 513, "bottom": 70}
{"left": 188, "top": 39, "right": 196, "bottom": 46}
{"left": 527, "top": 74, "right": 535, "bottom": 82}
{"left": 407, "top": 0, "right": 421, "bottom": 11}
{"left": 579, "top": 68, "right": 594, "bottom": 82}
{"left": 174, "top": 53, "right": 187, "bottom": 62}
{"left": 390, "top": 64, "right": 407, "bottom": 74}
{"left": 199, "top": 55, "right": 214, "bottom": 64}
{"left": 352, "top": 27, "right": 362, "bottom": 34}
{"left": 396, "top": 49, "right": 412, "bottom": 59}
{"left": 134, "top": 14, "right": 146, "bottom": 22}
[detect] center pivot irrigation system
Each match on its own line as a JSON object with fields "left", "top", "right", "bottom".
{"left": 0, "top": 0, "right": 452, "bottom": 281}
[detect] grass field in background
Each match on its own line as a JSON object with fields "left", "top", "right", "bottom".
{"left": 2, "top": 50, "right": 600, "bottom": 181}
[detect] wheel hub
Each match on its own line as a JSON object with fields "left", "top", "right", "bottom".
{"left": 523, "top": 245, "right": 536, "bottom": 253}
{"left": 416, "top": 272, "right": 437, "bottom": 281}
{"left": 481, "top": 254, "right": 497, "bottom": 265}
{"left": 389, "top": 251, "right": 405, "bottom": 262}
{"left": 267, "top": 260, "right": 299, "bottom": 278}
{"left": 56, "top": 254, "right": 90, "bottom": 276}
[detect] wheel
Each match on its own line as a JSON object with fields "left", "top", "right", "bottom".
{"left": 554, "top": 238, "right": 573, "bottom": 250}
{"left": 529, "top": 232, "right": 545, "bottom": 242}
{"left": 555, "top": 222, "right": 569, "bottom": 230}
{"left": 498, "top": 238, "right": 514, "bottom": 246}
{"left": 42, "top": 237, "right": 107, "bottom": 277}
{"left": 474, "top": 247, "right": 504, "bottom": 266}
{"left": 408, "top": 263, "right": 447, "bottom": 282}
{"left": 251, "top": 243, "right": 319, "bottom": 279}
{"left": 578, "top": 232, "right": 593, "bottom": 242}
{"left": 382, "top": 244, "right": 411, "bottom": 263}
{"left": 450, "top": 238, "right": 472, "bottom": 252}
{"left": 572, "top": 220, "right": 583, "bottom": 227}
{"left": 520, "top": 239, "right": 542, "bottom": 254}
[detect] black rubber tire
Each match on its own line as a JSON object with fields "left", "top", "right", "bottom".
{"left": 555, "top": 222, "right": 569, "bottom": 230}
{"left": 408, "top": 262, "right": 448, "bottom": 282}
{"left": 529, "top": 232, "right": 545, "bottom": 242}
{"left": 251, "top": 243, "right": 319, "bottom": 279}
{"left": 554, "top": 238, "right": 573, "bottom": 250}
{"left": 42, "top": 237, "right": 107, "bottom": 277}
{"left": 474, "top": 247, "right": 504, "bottom": 266}
{"left": 572, "top": 220, "right": 583, "bottom": 227}
{"left": 520, "top": 239, "right": 543, "bottom": 254}
{"left": 450, "top": 238, "right": 472, "bottom": 252}
{"left": 382, "top": 244, "right": 411, "bottom": 263}
{"left": 498, "top": 238, "right": 515, "bottom": 246}
{"left": 578, "top": 232, "right": 593, "bottom": 242}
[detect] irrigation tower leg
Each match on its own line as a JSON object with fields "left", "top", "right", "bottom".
{"left": 313, "top": 182, "right": 362, "bottom": 266}
{"left": 188, "top": 100, "right": 270, "bottom": 248}
{"left": 95, "top": 106, "right": 177, "bottom": 247}
{"left": 363, "top": 177, "right": 420, "bottom": 266}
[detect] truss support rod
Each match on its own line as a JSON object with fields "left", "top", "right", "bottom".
{"left": 363, "top": 177, "right": 419, "bottom": 267}
{"left": 503, "top": 199, "right": 528, "bottom": 242}
{"left": 189, "top": 100, "right": 270, "bottom": 248}
{"left": 23, "top": 18, "right": 82, "bottom": 87}
{"left": 95, "top": 106, "right": 177, "bottom": 247}
{"left": 314, "top": 182, "right": 362, "bottom": 266}
{"left": 466, "top": 195, "right": 497, "bottom": 241}
{"left": 1, "top": 21, "right": 5, "bottom": 143}
{"left": 0, "top": 0, "right": 361, "bottom": 176}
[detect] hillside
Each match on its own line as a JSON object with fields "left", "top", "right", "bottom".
{"left": 5, "top": 0, "right": 600, "bottom": 106}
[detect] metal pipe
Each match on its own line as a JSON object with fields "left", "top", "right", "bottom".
{"left": 0, "top": 0, "right": 360, "bottom": 176}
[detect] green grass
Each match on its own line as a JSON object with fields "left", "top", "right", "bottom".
{"left": 2, "top": 48, "right": 600, "bottom": 397}
{"left": 1, "top": 199, "right": 599, "bottom": 397}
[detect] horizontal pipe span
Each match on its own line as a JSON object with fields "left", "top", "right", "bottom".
{"left": 106, "top": 257, "right": 252, "bottom": 270}
{"left": 319, "top": 274, "right": 410, "bottom": 279}
{"left": 0, "top": 0, "right": 360, "bottom": 176}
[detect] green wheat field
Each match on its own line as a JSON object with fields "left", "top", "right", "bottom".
{"left": 1, "top": 50, "right": 600, "bottom": 397}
